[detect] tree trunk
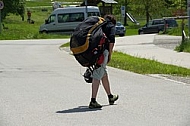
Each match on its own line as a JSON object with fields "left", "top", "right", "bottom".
{"left": 145, "top": 5, "right": 149, "bottom": 23}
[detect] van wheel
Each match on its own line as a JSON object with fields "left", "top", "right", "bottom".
{"left": 119, "top": 34, "right": 124, "bottom": 37}
{"left": 42, "top": 30, "right": 48, "bottom": 34}
{"left": 158, "top": 30, "right": 161, "bottom": 34}
{"left": 139, "top": 31, "right": 143, "bottom": 35}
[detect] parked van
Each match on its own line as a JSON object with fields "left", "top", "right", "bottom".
{"left": 39, "top": 6, "right": 100, "bottom": 34}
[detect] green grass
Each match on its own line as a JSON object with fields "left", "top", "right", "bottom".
{"left": 125, "top": 19, "right": 146, "bottom": 36}
{"left": 165, "top": 27, "right": 184, "bottom": 36}
{"left": 0, "top": 1, "right": 72, "bottom": 40}
{"left": 175, "top": 39, "right": 190, "bottom": 52}
{"left": 26, "top": 1, "right": 51, "bottom": 7}
{"left": 60, "top": 42, "right": 70, "bottom": 47}
{"left": 126, "top": 28, "right": 138, "bottom": 36}
{"left": 1, "top": 8, "right": 70, "bottom": 40}
{"left": 109, "top": 51, "right": 190, "bottom": 76}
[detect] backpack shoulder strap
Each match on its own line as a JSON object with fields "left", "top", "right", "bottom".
{"left": 71, "top": 17, "right": 106, "bottom": 55}
{"left": 88, "top": 17, "right": 106, "bottom": 33}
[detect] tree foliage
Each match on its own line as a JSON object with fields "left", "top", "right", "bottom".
{"left": 167, "top": 0, "right": 187, "bottom": 9}
{"left": 126, "top": 0, "right": 167, "bottom": 22}
{"left": 1, "top": 0, "right": 25, "bottom": 20}
{"left": 1, "top": 0, "right": 188, "bottom": 24}
{"left": 113, "top": 0, "right": 161, "bottom": 22}
{"left": 112, "top": 0, "right": 187, "bottom": 23}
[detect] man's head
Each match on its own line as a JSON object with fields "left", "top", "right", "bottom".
{"left": 104, "top": 15, "right": 116, "bottom": 25}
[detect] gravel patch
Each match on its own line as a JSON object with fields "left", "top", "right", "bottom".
{"left": 163, "top": 75, "right": 190, "bottom": 85}
{"left": 153, "top": 35, "right": 181, "bottom": 50}
{"left": 148, "top": 74, "right": 190, "bottom": 85}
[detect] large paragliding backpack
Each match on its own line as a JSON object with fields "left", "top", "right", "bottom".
{"left": 70, "top": 16, "right": 108, "bottom": 69}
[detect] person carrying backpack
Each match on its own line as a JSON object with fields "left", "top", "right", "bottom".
{"left": 89, "top": 15, "right": 119, "bottom": 109}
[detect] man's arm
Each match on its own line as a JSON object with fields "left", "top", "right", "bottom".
{"left": 108, "top": 43, "right": 114, "bottom": 63}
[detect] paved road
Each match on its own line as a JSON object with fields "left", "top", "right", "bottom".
{"left": 0, "top": 37, "right": 190, "bottom": 126}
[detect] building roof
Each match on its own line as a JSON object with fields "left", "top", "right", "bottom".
{"left": 80, "top": 0, "right": 118, "bottom": 6}
{"left": 101, "top": 0, "right": 118, "bottom": 4}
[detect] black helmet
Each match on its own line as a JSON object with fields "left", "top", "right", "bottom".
{"left": 83, "top": 68, "right": 93, "bottom": 83}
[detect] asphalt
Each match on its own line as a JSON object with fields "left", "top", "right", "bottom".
{"left": 114, "top": 34, "right": 190, "bottom": 69}
{"left": 1, "top": 38, "right": 190, "bottom": 126}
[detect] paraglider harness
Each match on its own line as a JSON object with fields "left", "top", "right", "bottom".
{"left": 70, "top": 16, "right": 108, "bottom": 83}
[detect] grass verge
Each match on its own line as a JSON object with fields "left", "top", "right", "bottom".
{"left": 109, "top": 51, "right": 190, "bottom": 76}
{"left": 175, "top": 39, "right": 190, "bottom": 52}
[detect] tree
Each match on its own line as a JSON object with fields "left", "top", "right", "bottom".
{"left": 1, "top": 0, "right": 25, "bottom": 21}
{"left": 169, "top": 0, "right": 187, "bottom": 9}
{"left": 113, "top": 0, "right": 169, "bottom": 24}
{"left": 164, "top": 0, "right": 174, "bottom": 8}
{"left": 164, "top": 0, "right": 187, "bottom": 16}
{"left": 131, "top": 0, "right": 167, "bottom": 23}
{"left": 17, "top": 1, "right": 25, "bottom": 21}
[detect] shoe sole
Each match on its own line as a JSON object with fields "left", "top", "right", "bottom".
{"left": 89, "top": 106, "right": 102, "bottom": 109}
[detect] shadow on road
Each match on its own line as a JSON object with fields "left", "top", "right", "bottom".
{"left": 56, "top": 106, "right": 102, "bottom": 113}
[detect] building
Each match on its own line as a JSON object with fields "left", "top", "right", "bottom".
{"left": 81, "top": 0, "right": 118, "bottom": 16}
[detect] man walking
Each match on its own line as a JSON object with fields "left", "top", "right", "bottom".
{"left": 89, "top": 15, "right": 119, "bottom": 109}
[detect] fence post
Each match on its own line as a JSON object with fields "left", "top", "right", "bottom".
{"left": 182, "top": 19, "right": 185, "bottom": 42}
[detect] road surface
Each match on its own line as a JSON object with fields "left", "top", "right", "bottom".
{"left": 0, "top": 37, "right": 190, "bottom": 126}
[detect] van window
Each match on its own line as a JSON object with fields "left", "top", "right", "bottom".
{"left": 48, "top": 14, "right": 56, "bottom": 23}
{"left": 58, "top": 13, "right": 84, "bottom": 23}
{"left": 58, "top": 14, "right": 69, "bottom": 23}
{"left": 88, "top": 12, "right": 100, "bottom": 17}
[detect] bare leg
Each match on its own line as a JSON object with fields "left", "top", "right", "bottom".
{"left": 91, "top": 78, "right": 100, "bottom": 98}
{"left": 101, "top": 74, "right": 111, "bottom": 95}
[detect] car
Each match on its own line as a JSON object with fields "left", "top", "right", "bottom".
{"left": 165, "top": 18, "right": 178, "bottom": 28}
{"left": 39, "top": 6, "right": 100, "bottom": 34}
{"left": 115, "top": 22, "right": 126, "bottom": 36}
{"left": 138, "top": 18, "right": 178, "bottom": 34}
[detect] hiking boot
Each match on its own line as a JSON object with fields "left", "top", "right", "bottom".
{"left": 89, "top": 101, "right": 102, "bottom": 109}
{"left": 109, "top": 94, "right": 119, "bottom": 105}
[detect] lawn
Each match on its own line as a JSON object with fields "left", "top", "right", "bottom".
{"left": 109, "top": 51, "right": 190, "bottom": 76}
{"left": 1, "top": 7, "right": 70, "bottom": 40}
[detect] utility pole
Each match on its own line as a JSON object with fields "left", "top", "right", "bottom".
{"left": 188, "top": 0, "right": 190, "bottom": 37}
{"left": 85, "top": 0, "right": 88, "bottom": 19}
{"left": 0, "top": 10, "right": 1, "bottom": 34}
{"left": 124, "top": 0, "right": 127, "bottom": 26}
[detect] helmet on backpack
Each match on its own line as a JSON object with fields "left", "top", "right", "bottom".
{"left": 83, "top": 68, "right": 93, "bottom": 83}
